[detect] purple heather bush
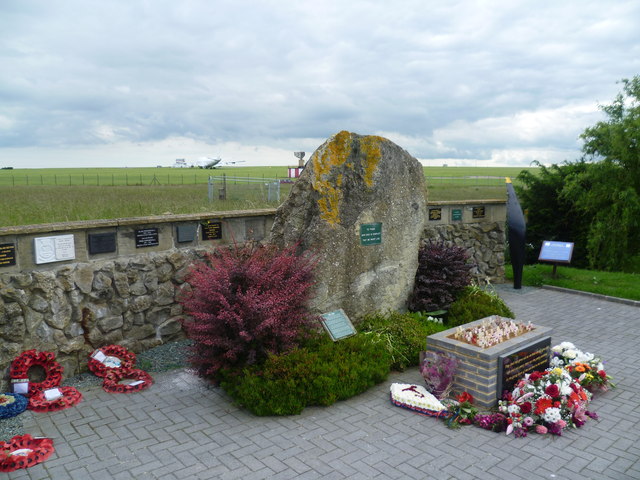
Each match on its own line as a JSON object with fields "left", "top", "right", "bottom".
{"left": 180, "top": 242, "right": 317, "bottom": 381}
{"left": 408, "top": 240, "right": 474, "bottom": 312}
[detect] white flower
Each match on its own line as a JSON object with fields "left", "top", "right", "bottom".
{"left": 559, "top": 342, "right": 576, "bottom": 350}
{"left": 507, "top": 404, "right": 520, "bottom": 414}
{"left": 563, "top": 350, "right": 577, "bottom": 359}
{"left": 550, "top": 357, "right": 564, "bottom": 368}
{"left": 543, "top": 407, "right": 562, "bottom": 423}
{"left": 551, "top": 345, "right": 564, "bottom": 354}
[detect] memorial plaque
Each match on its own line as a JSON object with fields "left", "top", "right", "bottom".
{"left": 201, "top": 221, "right": 222, "bottom": 240}
{"left": 429, "top": 208, "right": 442, "bottom": 221}
{"left": 135, "top": 228, "right": 159, "bottom": 248}
{"left": 88, "top": 232, "right": 117, "bottom": 254}
{"left": 34, "top": 234, "right": 76, "bottom": 264}
{"left": 0, "top": 243, "right": 16, "bottom": 267}
{"left": 472, "top": 206, "right": 486, "bottom": 218}
{"left": 360, "top": 223, "right": 382, "bottom": 246}
{"left": 539, "top": 241, "right": 574, "bottom": 263}
{"left": 498, "top": 337, "right": 551, "bottom": 398}
{"left": 320, "top": 309, "right": 357, "bottom": 341}
{"left": 451, "top": 208, "right": 463, "bottom": 221}
{"left": 177, "top": 224, "right": 197, "bottom": 243}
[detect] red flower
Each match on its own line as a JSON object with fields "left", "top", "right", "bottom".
{"left": 457, "top": 392, "right": 474, "bottom": 404}
{"left": 529, "top": 371, "right": 544, "bottom": 382}
{"left": 520, "top": 402, "right": 532, "bottom": 414}
{"left": 535, "top": 398, "right": 553, "bottom": 415}
{"left": 598, "top": 370, "right": 607, "bottom": 379}
{"left": 545, "top": 384, "right": 560, "bottom": 397}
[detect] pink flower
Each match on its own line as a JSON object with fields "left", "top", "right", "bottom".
{"left": 523, "top": 417, "right": 534, "bottom": 427}
{"left": 535, "top": 425, "right": 548, "bottom": 434}
{"left": 557, "top": 419, "right": 567, "bottom": 428}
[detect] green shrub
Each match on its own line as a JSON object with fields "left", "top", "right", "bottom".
{"left": 219, "top": 335, "right": 390, "bottom": 416}
{"left": 446, "top": 286, "right": 515, "bottom": 327}
{"left": 358, "top": 311, "right": 448, "bottom": 371}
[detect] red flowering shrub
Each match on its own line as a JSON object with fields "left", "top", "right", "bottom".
{"left": 180, "top": 243, "right": 317, "bottom": 381}
{"left": 408, "top": 241, "right": 474, "bottom": 312}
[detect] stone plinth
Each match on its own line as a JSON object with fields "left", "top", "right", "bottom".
{"left": 426, "top": 317, "right": 552, "bottom": 408}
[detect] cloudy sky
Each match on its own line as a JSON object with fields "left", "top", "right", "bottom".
{"left": 1, "top": 1, "right": 639, "bottom": 169}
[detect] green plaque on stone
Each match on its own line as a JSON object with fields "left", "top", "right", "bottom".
{"left": 321, "top": 309, "right": 357, "bottom": 341}
{"left": 360, "top": 223, "right": 382, "bottom": 246}
{"left": 451, "top": 209, "right": 463, "bottom": 221}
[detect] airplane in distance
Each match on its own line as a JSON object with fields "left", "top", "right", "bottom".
{"left": 172, "top": 157, "right": 245, "bottom": 169}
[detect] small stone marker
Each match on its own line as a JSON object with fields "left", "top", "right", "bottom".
{"left": 0, "top": 243, "right": 16, "bottom": 267}
{"left": 201, "top": 220, "right": 222, "bottom": 240}
{"left": 320, "top": 309, "right": 357, "bottom": 341}
{"left": 135, "top": 228, "right": 159, "bottom": 248}
{"left": 34, "top": 234, "right": 75, "bottom": 264}
{"left": 88, "top": 232, "right": 117, "bottom": 254}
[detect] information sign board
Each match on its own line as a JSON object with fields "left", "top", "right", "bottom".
{"left": 360, "top": 223, "right": 382, "bottom": 246}
{"left": 320, "top": 309, "right": 357, "bottom": 341}
{"left": 539, "top": 241, "right": 574, "bottom": 263}
{"left": 451, "top": 209, "right": 463, "bottom": 221}
{"left": 34, "top": 234, "right": 76, "bottom": 264}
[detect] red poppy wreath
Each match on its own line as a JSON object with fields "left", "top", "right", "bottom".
{"left": 102, "top": 368, "right": 153, "bottom": 394}
{"left": 0, "top": 434, "right": 55, "bottom": 473}
{"left": 9, "top": 350, "right": 63, "bottom": 397}
{"left": 88, "top": 345, "right": 136, "bottom": 378}
{"left": 27, "top": 386, "right": 83, "bottom": 413}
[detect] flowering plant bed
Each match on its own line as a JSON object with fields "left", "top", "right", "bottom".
{"left": 0, "top": 435, "right": 55, "bottom": 473}
{"left": 451, "top": 316, "right": 534, "bottom": 349}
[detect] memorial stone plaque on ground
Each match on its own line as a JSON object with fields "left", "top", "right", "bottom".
{"left": 88, "top": 232, "right": 117, "bottom": 254}
{"left": 0, "top": 243, "right": 16, "bottom": 267}
{"left": 498, "top": 337, "right": 551, "bottom": 397}
{"left": 135, "top": 228, "right": 159, "bottom": 248}
{"left": 320, "top": 309, "right": 357, "bottom": 341}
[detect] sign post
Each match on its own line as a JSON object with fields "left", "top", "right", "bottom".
{"left": 538, "top": 241, "right": 574, "bottom": 278}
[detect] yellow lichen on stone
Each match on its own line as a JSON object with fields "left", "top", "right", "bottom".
{"left": 360, "top": 135, "right": 383, "bottom": 187}
{"left": 312, "top": 131, "right": 353, "bottom": 225}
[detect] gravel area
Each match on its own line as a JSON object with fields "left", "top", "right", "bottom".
{"left": 0, "top": 339, "right": 192, "bottom": 442}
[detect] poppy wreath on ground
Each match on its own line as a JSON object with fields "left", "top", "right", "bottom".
{"left": 0, "top": 393, "right": 29, "bottom": 419}
{"left": 87, "top": 345, "right": 136, "bottom": 378}
{"left": 102, "top": 368, "right": 153, "bottom": 394}
{"left": 0, "top": 434, "right": 55, "bottom": 473}
{"left": 27, "top": 387, "right": 83, "bottom": 413}
{"left": 9, "top": 350, "right": 63, "bottom": 397}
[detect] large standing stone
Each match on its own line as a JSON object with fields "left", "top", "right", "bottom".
{"left": 270, "top": 131, "right": 427, "bottom": 319}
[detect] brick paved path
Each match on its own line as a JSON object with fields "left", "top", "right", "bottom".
{"left": 6, "top": 286, "right": 640, "bottom": 479}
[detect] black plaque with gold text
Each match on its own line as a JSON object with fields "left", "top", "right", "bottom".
{"left": 429, "top": 208, "right": 442, "bottom": 221}
{"left": 201, "top": 221, "right": 222, "bottom": 240}
{"left": 0, "top": 243, "right": 16, "bottom": 267}
{"left": 498, "top": 337, "right": 551, "bottom": 399}
{"left": 472, "top": 206, "right": 486, "bottom": 218}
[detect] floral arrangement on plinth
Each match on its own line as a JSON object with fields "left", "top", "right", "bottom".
{"left": 497, "top": 368, "right": 595, "bottom": 437}
{"left": 550, "top": 342, "right": 615, "bottom": 393}
{"left": 420, "top": 351, "right": 458, "bottom": 399}
{"left": 452, "top": 316, "right": 534, "bottom": 349}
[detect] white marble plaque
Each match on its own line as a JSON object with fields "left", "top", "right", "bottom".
{"left": 34, "top": 234, "right": 76, "bottom": 264}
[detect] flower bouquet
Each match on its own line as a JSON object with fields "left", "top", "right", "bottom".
{"left": 498, "top": 368, "right": 595, "bottom": 436}
{"left": 550, "top": 342, "right": 615, "bottom": 393}
{"left": 420, "top": 351, "right": 458, "bottom": 399}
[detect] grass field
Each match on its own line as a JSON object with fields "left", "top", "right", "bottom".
{"left": 0, "top": 166, "right": 536, "bottom": 227}
{"left": 505, "top": 264, "right": 640, "bottom": 301}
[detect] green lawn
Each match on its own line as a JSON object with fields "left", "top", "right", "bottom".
{"left": 505, "top": 264, "right": 640, "bottom": 301}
